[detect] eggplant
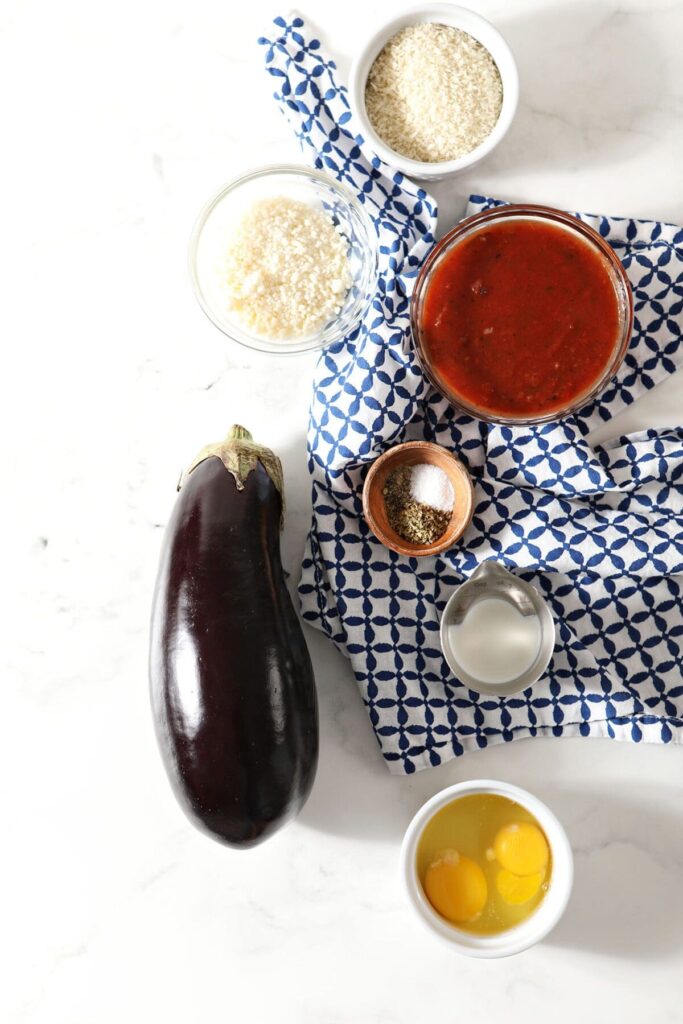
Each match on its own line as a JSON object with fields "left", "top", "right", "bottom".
{"left": 149, "top": 425, "right": 318, "bottom": 847}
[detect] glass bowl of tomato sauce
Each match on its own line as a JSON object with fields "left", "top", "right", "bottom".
{"left": 410, "top": 204, "right": 634, "bottom": 424}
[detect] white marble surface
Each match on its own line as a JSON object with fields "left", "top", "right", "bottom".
{"left": 4, "top": 0, "right": 683, "bottom": 1020}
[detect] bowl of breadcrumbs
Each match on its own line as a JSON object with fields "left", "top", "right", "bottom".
{"left": 189, "top": 165, "right": 378, "bottom": 354}
{"left": 349, "top": 4, "right": 518, "bottom": 181}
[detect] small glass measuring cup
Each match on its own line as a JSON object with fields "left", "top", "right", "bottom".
{"left": 440, "top": 561, "right": 556, "bottom": 696}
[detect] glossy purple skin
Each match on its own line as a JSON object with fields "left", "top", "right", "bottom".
{"left": 149, "top": 456, "right": 318, "bottom": 848}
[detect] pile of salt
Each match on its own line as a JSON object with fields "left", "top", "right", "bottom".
{"left": 409, "top": 463, "right": 455, "bottom": 513}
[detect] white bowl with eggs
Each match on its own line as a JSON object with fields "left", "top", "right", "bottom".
{"left": 349, "top": 4, "right": 519, "bottom": 181}
{"left": 400, "top": 780, "right": 573, "bottom": 958}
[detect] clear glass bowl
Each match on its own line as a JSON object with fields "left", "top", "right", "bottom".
{"left": 410, "top": 204, "right": 634, "bottom": 424}
{"left": 189, "top": 164, "right": 378, "bottom": 355}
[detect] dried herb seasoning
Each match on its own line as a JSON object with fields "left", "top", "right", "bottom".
{"left": 383, "top": 464, "right": 453, "bottom": 545}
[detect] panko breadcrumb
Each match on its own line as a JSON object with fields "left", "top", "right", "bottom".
{"left": 219, "top": 196, "right": 352, "bottom": 339}
{"left": 365, "top": 23, "right": 503, "bottom": 164}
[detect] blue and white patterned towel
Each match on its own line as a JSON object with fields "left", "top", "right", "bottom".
{"left": 260, "top": 16, "right": 683, "bottom": 774}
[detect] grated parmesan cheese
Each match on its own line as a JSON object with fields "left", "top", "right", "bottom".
{"left": 365, "top": 23, "right": 503, "bottom": 164}
{"left": 218, "top": 196, "right": 353, "bottom": 340}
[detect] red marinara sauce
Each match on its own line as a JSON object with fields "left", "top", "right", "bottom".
{"left": 419, "top": 218, "right": 622, "bottom": 419}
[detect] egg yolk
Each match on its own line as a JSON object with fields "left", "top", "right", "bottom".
{"left": 424, "top": 850, "right": 488, "bottom": 924}
{"left": 496, "top": 868, "right": 544, "bottom": 905}
{"left": 493, "top": 822, "right": 549, "bottom": 876}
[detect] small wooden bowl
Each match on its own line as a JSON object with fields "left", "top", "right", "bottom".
{"left": 362, "top": 441, "right": 475, "bottom": 557}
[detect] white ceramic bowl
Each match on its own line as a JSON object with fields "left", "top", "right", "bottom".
{"left": 349, "top": 3, "right": 519, "bottom": 181}
{"left": 400, "top": 780, "right": 573, "bottom": 957}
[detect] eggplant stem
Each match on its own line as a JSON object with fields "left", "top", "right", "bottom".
{"left": 227, "top": 425, "right": 253, "bottom": 443}
{"left": 179, "top": 426, "right": 285, "bottom": 527}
